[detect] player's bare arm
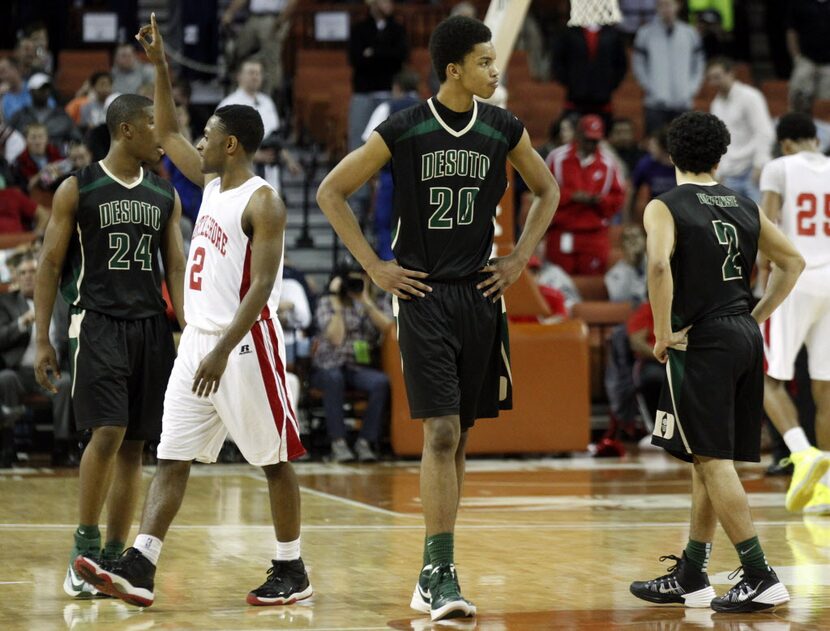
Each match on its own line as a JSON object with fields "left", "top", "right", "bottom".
{"left": 136, "top": 13, "right": 213, "bottom": 188}
{"left": 316, "top": 132, "right": 432, "bottom": 300}
{"left": 33, "top": 176, "right": 78, "bottom": 393}
{"left": 161, "top": 189, "right": 187, "bottom": 329}
{"left": 643, "top": 199, "right": 689, "bottom": 363}
{"left": 756, "top": 191, "right": 783, "bottom": 290}
{"left": 751, "top": 210, "right": 805, "bottom": 325}
{"left": 191, "top": 186, "right": 285, "bottom": 397}
{"left": 478, "top": 130, "right": 560, "bottom": 301}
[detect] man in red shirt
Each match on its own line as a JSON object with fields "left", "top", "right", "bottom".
{"left": 545, "top": 115, "right": 626, "bottom": 274}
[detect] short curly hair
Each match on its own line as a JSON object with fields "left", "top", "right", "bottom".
{"left": 667, "top": 111, "right": 730, "bottom": 174}
{"left": 429, "top": 16, "right": 491, "bottom": 83}
{"left": 776, "top": 112, "right": 816, "bottom": 143}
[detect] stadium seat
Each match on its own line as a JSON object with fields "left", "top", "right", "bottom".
{"left": 55, "top": 49, "right": 111, "bottom": 101}
{"left": 572, "top": 275, "right": 609, "bottom": 301}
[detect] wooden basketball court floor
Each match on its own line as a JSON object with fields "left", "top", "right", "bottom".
{"left": 1, "top": 452, "right": 828, "bottom": 630}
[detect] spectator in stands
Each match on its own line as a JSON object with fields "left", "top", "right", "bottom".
{"left": 707, "top": 56, "right": 774, "bottom": 203}
{"left": 551, "top": 21, "right": 627, "bottom": 131}
{"left": 13, "top": 38, "right": 38, "bottom": 79}
{"left": 111, "top": 43, "right": 155, "bottom": 95}
{"left": 361, "top": 70, "right": 421, "bottom": 260}
{"left": 627, "top": 127, "right": 675, "bottom": 221}
{"left": 25, "top": 22, "right": 54, "bottom": 76}
{"left": 311, "top": 267, "right": 392, "bottom": 463}
{"left": 695, "top": 9, "right": 728, "bottom": 59}
{"left": 52, "top": 141, "right": 91, "bottom": 190}
{"left": 529, "top": 252, "right": 582, "bottom": 315}
{"left": 79, "top": 72, "right": 113, "bottom": 132}
{"left": 605, "top": 224, "right": 647, "bottom": 304}
{"left": 626, "top": 300, "right": 666, "bottom": 422}
{"left": 0, "top": 176, "right": 48, "bottom": 234}
{"left": 0, "top": 111, "right": 26, "bottom": 165}
{"left": 786, "top": 0, "right": 830, "bottom": 114}
{"left": 632, "top": 0, "right": 705, "bottom": 134}
{"left": 10, "top": 74, "right": 81, "bottom": 151}
{"left": 348, "top": 0, "right": 408, "bottom": 153}
{"left": 545, "top": 115, "right": 626, "bottom": 275}
{"left": 171, "top": 76, "right": 207, "bottom": 140}
{"left": 0, "top": 252, "right": 74, "bottom": 468}
{"left": 221, "top": 0, "right": 298, "bottom": 100}
{"left": 607, "top": 117, "right": 645, "bottom": 175}
{"left": 217, "top": 58, "right": 302, "bottom": 191}
{"left": 12, "top": 122, "right": 65, "bottom": 194}
{"left": 0, "top": 58, "right": 32, "bottom": 123}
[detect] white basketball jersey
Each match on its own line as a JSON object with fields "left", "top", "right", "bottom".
{"left": 184, "top": 176, "right": 283, "bottom": 332}
{"left": 780, "top": 153, "right": 830, "bottom": 269}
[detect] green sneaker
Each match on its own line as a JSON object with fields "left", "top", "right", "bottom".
{"left": 409, "top": 564, "right": 431, "bottom": 613}
{"left": 428, "top": 564, "right": 475, "bottom": 621}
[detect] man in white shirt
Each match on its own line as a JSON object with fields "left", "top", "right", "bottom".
{"left": 111, "top": 44, "right": 155, "bottom": 95}
{"left": 217, "top": 58, "right": 300, "bottom": 190}
{"left": 758, "top": 112, "right": 830, "bottom": 515}
{"left": 707, "top": 56, "right": 774, "bottom": 203}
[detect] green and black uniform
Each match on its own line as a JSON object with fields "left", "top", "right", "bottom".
{"left": 61, "top": 163, "right": 177, "bottom": 439}
{"left": 374, "top": 97, "right": 524, "bottom": 426}
{"left": 651, "top": 182, "right": 763, "bottom": 462}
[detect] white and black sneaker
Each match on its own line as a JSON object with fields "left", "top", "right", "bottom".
{"left": 630, "top": 552, "right": 717, "bottom": 608}
{"left": 710, "top": 567, "right": 790, "bottom": 613}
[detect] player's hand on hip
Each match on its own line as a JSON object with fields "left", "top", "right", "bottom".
{"left": 34, "top": 342, "right": 61, "bottom": 394}
{"left": 192, "top": 348, "right": 229, "bottom": 398}
{"left": 653, "top": 326, "right": 691, "bottom": 363}
{"left": 367, "top": 260, "right": 431, "bottom": 300}
{"left": 136, "top": 12, "right": 165, "bottom": 65}
{"left": 478, "top": 252, "right": 525, "bottom": 302}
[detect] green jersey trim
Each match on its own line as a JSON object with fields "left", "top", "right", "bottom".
{"left": 397, "top": 118, "right": 442, "bottom": 143}
{"left": 78, "top": 176, "right": 113, "bottom": 195}
{"left": 471, "top": 120, "right": 508, "bottom": 147}
{"left": 140, "top": 178, "right": 174, "bottom": 201}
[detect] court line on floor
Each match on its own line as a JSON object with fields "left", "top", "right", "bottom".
{"left": 0, "top": 519, "right": 805, "bottom": 532}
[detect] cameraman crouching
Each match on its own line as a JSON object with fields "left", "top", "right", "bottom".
{"left": 311, "top": 265, "right": 392, "bottom": 462}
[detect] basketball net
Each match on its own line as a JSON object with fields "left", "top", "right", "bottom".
{"left": 568, "top": 0, "right": 623, "bottom": 26}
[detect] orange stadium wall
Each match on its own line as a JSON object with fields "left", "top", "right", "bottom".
{"left": 382, "top": 166, "right": 591, "bottom": 456}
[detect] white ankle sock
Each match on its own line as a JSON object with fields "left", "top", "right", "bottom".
{"left": 783, "top": 427, "right": 811, "bottom": 454}
{"left": 133, "top": 534, "right": 163, "bottom": 566}
{"left": 276, "top": 537, "right": 301, "bottom": 561}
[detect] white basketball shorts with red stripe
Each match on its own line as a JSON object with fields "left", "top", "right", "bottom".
{"left": 157, "top": 319, "right": 306, "bottom": 465}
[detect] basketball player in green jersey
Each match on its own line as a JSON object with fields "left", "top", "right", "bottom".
{"left": 318, "top": 16, "right": 559, "bottom": 621}
{"left": 630, "top": 112, "right": 803, "bottom": 612}
{"left": 34, "top": 94, "right": 186, "bottom": 598}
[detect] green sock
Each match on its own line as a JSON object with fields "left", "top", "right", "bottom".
{"left": 423, "top": 537, "right": 431, "bottom": 568}
{"left": 427, "top": 533, "right": 454, "bottom": 568}
{"left": 684, "top": 539, "right": 712, "bottom": 572}
{"left": 102, "top": 540, "right": 125, "bottom": 561}
{"left": 73, "top": 525, "right": 101, "bottom": 557}
{"left": 736, "top": 536, "right": 769, "bottom": 573}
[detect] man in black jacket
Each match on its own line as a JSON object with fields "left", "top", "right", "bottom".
{"left": 0, "top": 251, "right": 72, "bottom": 467}
{"left": 552, "top": 24, "right": 628, "bottom": 132}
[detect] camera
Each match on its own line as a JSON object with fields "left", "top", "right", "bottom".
{"left": 345, "top": 276, "right": 364, "bottom": 294}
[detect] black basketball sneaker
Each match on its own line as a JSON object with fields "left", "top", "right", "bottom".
{"left": 247, "top": 558, "right": 313, "bottom": 606}
{"left": 710, "top": 567, "right": 790, "bottom": 612}
{"left": 74, "top": 547, "right": 156, "bottom": 607}
{"left": 630, "top": 552, "right": 716, "bottom": 607}
{"left": 410, "top": 563, "right": 432, "bottom": 613}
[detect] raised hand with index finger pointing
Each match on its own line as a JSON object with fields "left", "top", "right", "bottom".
{"left": 135, "top": 12, "right": 166, "bottom": 65}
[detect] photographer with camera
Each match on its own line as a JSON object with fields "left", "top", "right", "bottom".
{"left": 311, "top": 266, "right": 393, "bottom": 462}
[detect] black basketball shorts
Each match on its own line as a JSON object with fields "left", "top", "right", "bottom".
{"left": 651, "top": 314, "right": 764, "bottom": 463}
{"left": 68, "top": 307, "right": 176, "bottom": 441}
{"left": 393, "top": 276, "right": 513, "bottom": 429}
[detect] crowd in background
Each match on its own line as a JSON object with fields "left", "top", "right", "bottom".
{"left": 1, "top": 0, "right": 826, "bottom": 466}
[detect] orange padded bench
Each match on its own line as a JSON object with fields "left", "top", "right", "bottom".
{"left": 382, "top": 319, "right": 590, "bottom": 456}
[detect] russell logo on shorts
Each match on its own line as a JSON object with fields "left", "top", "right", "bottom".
{"left": 239, "top": 344, "right": 252, "bottom": 355}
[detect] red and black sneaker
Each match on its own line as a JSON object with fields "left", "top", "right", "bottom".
{"left": 74, "top": 547, "right": 155, "bottom": 607}
{"left": 247, "top": 558, "right": 313, "bottom": 606}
